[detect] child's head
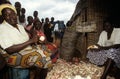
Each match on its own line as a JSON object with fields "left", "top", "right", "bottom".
{"left": 34, "top": 21, "right": 42, "bottom": 30}
{"left": 27, "top": 16, "right": 33, "bottom": 24}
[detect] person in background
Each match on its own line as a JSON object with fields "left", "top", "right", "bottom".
{"left": 32, "top": 20, "right": 60, "bottom": 79}
{"left": 53, "top": 20, "right": 59, "bottom": 32}
{"left": 34, "top": 20, "right": 46, "bottom": 43}
{"left": 25, "top": 16, "right": 34, "bottom": 38}
{"left": 59, "top": 21, "right": 66, "bottom": 40}
{"left": 41, "top": 18, "right": 45, "bottom": 32}
{"left": 33, "top": 10, "right": 40, "bottom": 26}
{"left": 32, "top": 20, "right": 47, "bottom": 79}
{"left": 43, "top": 17, "right": 53, "bottom": 42}
{"left": 14, "top": 1, "right": 21, "bottom": 24}
{"left": 41, "top": 18, "right": 44, "bottom": 24}
{"left": 87, "top": 19, "right": 120, "bottom": 79}
{"left": 50, "top": 17, "right": 56, "bottom": 31}
{"left": 0, "top": 0, "right": 11, "bottom": 5}
{"left": 19, "top": 8, "right": 26, "bottom": 27}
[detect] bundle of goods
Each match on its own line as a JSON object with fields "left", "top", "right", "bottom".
{"left": 46, "top": 59, "right": 104, "bottom": 79}
{"left": 0, "top": 44, "right": 59, "bottom": 69}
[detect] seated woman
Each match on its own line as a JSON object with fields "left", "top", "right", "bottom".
{"left": 87, "top": 19, "right": 120, "bottom": 79}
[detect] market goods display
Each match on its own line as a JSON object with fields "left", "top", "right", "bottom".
{"left": 46, "top": 59, "right": 104, "bottom": 79}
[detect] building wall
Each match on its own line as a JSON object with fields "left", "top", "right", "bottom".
{"left": 71, "top": 0, "right": 109, "bottom": 59}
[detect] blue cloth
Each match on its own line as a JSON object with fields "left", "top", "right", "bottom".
{"left": 9, "top": 67, "right": 30, "bottom": 79}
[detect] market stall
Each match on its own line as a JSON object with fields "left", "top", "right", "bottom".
{"left": 46, "top": 59, "right": 104, "bottom": 79}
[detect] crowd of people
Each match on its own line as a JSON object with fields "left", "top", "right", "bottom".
{"left": 0, "top": 1, "right": 67, "bottom": 44}
{"left": 0, "top": 1, "right": 66, "bottom": 79}
{"left": 1, "top": 0, "right": 120, "bottom": 79}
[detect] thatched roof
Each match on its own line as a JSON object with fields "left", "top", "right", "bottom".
{"left": 70, "top": 0, "right": 81, "bottom": 22}
{"left": 70, "top": 0, "right": 120, "bottom": 27}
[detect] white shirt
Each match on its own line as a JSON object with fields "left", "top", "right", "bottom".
{"left": 97, "top": 28, "right": 120, "bottom": 46}
{"left": 0, "top": 21, "right": 31, "bottom": 50}
{"left": 54, "top": 23, "right": 59, "bottom": 31}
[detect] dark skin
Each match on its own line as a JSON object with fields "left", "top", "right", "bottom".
{"left": 2, "top": 8, "right": 39, "bottom": 54}
{"left": 93, "top": 22, "right": 120, "bottom": 50}
{"left": 14, "top": 2, "right": 21, "bottom": 16}
{"left": 89, "top": 21, "right": 120, "bottom": 79}
{"left": 33, "top": 11, "right": 38, "bottom": 18}
{"left": 27, "top": 16, "right": 33, "bottom": 26}
{"left": 100, "top": 22, "right": 120, "bottom": 79}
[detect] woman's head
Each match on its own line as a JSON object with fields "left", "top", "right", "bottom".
{"left": 103, "top": 20, "right": 113, "bottom": 32}
{"left": 2, "top": 8, "right": 17, "bottom": 26}
{"left": 14, "top": 2, "right": 21, "bottom": 16}
{"left": 34, "top": 21, "right": 42, "bottom": 30}
{"left": 27, "top": 16, "right": 33, "bottom": 24}
{"left": 0, "top": 4, "right": 17, "bottom": 26}
{"left": 33, "top": 11, "right": 38, "bottom": 17}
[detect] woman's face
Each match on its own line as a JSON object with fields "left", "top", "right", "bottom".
{"left": 3, "top": 8, "right": 18, "bottom": 26}
{"left": 103, "top": 22, "right": 112, "bottom": 32}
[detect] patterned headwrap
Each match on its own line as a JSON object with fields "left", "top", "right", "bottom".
{"left": 0, "top": 4, "right": 17, "bottom": 15}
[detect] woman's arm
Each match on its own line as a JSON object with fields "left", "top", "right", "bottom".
{"left": 5, "top": 31, "right": 39, "bottom": 54}
{"left": 100, "top": 44, "right": 120, "bottom": 50}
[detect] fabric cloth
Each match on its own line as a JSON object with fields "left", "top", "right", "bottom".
{"left": 0, "top": 21, "right": 30, "bottom": 49}
{"left": 54, "top": 23, "right": 59, "bottom": 32}
{"left": 0, "top": 4, "right": 17, "bottom": 15}
{"left": 97, "top": 28, "right": 120, "bottom": 46}
{"left": 87, "top": 28, "right": 120, "bottom": 68}
{"left": 0, "top": 21, "right": 58, "bottom": 68}
{"left": 87, "top": 48, "right": 120, "bottom": 68}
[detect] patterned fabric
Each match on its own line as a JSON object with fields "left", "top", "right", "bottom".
{"left": 87, "top": 48, "right": 120, "bottom": 68}
{"left": 6, "top": 48, "right": 44, "bottom": 68}
{"left": 41, "top": 43, "right": 59, "bottom": 63}
{"left": 1, "top": 44, "right": 59, "bottom": 69}
{"left": 0, "top": 21, "right": 59, "bottom": 69}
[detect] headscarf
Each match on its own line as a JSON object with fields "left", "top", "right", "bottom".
{"left": 0, "top": 4, "right": 17, "bottom": 15}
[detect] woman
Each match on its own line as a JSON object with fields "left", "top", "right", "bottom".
{"left": 87, "top": 20, "right": 120, "bottom": 79}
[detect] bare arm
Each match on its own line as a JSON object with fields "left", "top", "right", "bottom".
{"left": 5, "top": 31, "right": 39, "bottom": 54}
{"left": 99, "top": 44, "right": 120, "bottom": 50}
